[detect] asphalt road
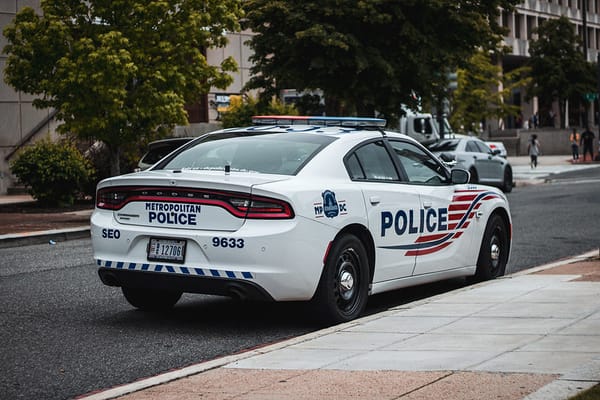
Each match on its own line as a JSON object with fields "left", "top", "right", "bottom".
{"left": 2, "top": 167, "right": 600, "bottom": 400}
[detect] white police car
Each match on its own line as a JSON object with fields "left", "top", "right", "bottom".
{"left": 92, "top": 116, "right": 511, "bottom": 323}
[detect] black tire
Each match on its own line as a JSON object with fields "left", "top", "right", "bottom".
{"left": 501, "top": 167, "right": 513, "bottom": 193}
{"left": 469, "top": 167, "right": 479, "bottom": 184}
{"left": 312, "top": 234, "right": 369, "bottom": 324}
{"left": 122, "top": 287, "right": 182, "bottom": 311}
{"left": 472, "top": 214, "right": 509, "bottom": 282}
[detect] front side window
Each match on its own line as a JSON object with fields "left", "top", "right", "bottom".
{"left": 466, "top": 141, "right": 480, "bottom": 153}
{"left": 389, "top": 140, "right": 448, "bottom": 185}
{"left": 474, "top": 140, "right": 492, "bottom": 154}
{"left": 346, "top": 141, "right": 399, "bottom": 181}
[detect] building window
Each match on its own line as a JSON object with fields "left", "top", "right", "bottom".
{"left": 515, "top": 13, "right": 522, "bottom": 39}
{"left": 527, "top": 15, "right": 536, "bottom": 39}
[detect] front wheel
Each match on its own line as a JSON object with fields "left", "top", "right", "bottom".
{"left": 472, "top": 214, "right": 509, "bottom": 282}
{"left": 312, "top": 234, "right": 370, "bottom": 325}
{"left": 122, "top": 287, "right": 182, "bottom": 311}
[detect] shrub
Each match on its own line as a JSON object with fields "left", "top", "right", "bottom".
{"left": 10, "top": 138, "right": 95, "bottom": 206}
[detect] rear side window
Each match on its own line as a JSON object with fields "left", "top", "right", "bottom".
{"left": 346, "top": 141, "right": 399, "bottom": 181}
{"left": 159, "top": 133, "right": 334, "bottom": 175}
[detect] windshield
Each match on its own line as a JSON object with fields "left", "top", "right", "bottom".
{"left": 157, "top": 132, "right": 335, "bottom": 175}
{"left": 429, "top": 139, "right": 459, "bottom": 152}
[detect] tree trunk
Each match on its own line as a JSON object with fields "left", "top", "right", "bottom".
{"left": 108, "top": 145, "right": 121, "bottom": 177}
{"left": 559, "top": 98, "right": 566, "bottom": 129}
{"left": 324, "top": 95, "right": 342, "bottom": 115}
{"left": 356, "top": 103, "right": 375, "bottom": 117}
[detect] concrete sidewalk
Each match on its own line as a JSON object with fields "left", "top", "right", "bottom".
{"left": 509, "top": 155, "right": 600, "bottom": 184}
{"left": 79, "top": 250, "right": 600, "bottom": 400}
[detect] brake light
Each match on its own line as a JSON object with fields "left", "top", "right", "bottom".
{"left": 96, "top": 189, "right": 128, "bottom": 210}
{"left": 96, "top": 187, "right": 294, "bottom": 219}
{"left": 230, "top": 196, "right": 294, "bottom": 219}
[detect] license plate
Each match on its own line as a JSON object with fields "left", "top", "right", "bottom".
{"left": 147, "top": 238, "right": 187, "bottom": 263}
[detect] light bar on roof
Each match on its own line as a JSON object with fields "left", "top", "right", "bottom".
{"left": 252, "top": 115, "right": 387, "bottom": 128}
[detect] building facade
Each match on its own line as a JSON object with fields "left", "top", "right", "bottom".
{"left": 498, "top": 0, "right": 600, "bottom": 131}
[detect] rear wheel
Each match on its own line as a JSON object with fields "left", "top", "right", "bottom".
{"left": 312, "top": 234, "right": 369, "bottom": 325}
{"left": 472, "top": 214, "right": 509, "bottom": 282}
{"left": 122, "top": 287, "right": 182, "bottom": 311}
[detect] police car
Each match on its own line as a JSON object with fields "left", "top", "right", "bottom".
{"left": 92, "top": 116, "right": 512, "bottom": 324}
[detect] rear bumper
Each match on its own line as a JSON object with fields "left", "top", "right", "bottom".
{"left": 98, "top": 267, "right": 273, "bottom": 301}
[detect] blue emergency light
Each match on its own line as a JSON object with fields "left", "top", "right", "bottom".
{"left": 252, "top": 115, "right": 387, "bottom": 128}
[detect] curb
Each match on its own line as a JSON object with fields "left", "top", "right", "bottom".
{"left": 0, "top": 226, "right": 90, "bottom": 249}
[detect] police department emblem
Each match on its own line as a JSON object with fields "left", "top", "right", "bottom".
{"left": 322, "top": 190, "right": 339, "bottom": 218}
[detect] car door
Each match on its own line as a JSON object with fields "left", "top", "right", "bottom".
{"left": 474, "top": 140, "right": 504, "bottom": 183}
{"left": 387, "top": 140, "right": 476, "bottom": 275}
{"left": 465, "top": 139, "right": 493, "bottom": 179}
{"left": 345, "top": 139, "right": 420, "bottom": 282}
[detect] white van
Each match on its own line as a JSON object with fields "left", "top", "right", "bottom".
{"left": 394, "top": 109, "right": 441, "bottom": 145}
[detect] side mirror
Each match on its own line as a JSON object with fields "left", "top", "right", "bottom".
{"left": 451, "top": 169, "right": 469, "bottom": 184}
{"left": 491, "top": 149, "right": 502, "bottom": 156}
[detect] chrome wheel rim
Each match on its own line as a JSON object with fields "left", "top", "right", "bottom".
{"left": 334, "top": 248, "right": 360, "bottom": 313}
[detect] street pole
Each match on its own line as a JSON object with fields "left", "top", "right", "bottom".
{"left": 583, "top": 0, "right": 589, "bottom": 127}
{"left": 597, "top": 53, "right": 600, "bottom": 134}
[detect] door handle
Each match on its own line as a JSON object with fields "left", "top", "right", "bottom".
{"left": 369, "top": 196, "right": 381, "bottom": 205}
{"left": 423, "top": 201, "right": 432, "bottom": 209}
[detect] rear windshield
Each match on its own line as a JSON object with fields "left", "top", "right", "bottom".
{"left": 157, "top": 132, "right": 335, "bottom": 175}
{"left": 140, "top": 140, "right": 192, "bottom": 165}
{"left": 429, "top": 139, "right": 459, "bottom": 152}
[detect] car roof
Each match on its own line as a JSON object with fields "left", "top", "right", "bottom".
{"left": 147, "top": 137, "right": 194, "bottom": 149}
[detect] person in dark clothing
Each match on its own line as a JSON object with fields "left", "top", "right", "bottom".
{"left": 581, "top": 127, "right": 596, "bottom": 162}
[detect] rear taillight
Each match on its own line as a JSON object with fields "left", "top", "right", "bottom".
{"left": 96, "top": 189, "right": 128, "bottom": 210}
{"left": 96, "top": 187, "right": 294, "bottom": 219}
{"left": 229, "top": 196, "right": 294, "bottom": 219}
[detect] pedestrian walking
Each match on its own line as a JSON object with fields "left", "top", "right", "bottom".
{"left": 580, "top": 126, "right": 595, "bottom": 162}
{"left": 569, "top": 128, "right": 580, "bottom": 162}
{"left": 527, "top": 134, "right": 541, "bottom": 168}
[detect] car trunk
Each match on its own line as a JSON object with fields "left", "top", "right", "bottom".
{"left": 97, "top": 170, "right": 291, "bottom": 232}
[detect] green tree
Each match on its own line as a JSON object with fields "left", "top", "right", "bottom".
{"left": 220, "top": 95, "right": 297, "bottom": 128}
{"left": 3, "top": 0, "right": 243, "bottom": 176}
{"left": 526, "top": 16, "right": 593, "bottom": 128}
{"left": 242, "top": 0, "right": 520, "bottom": 119}
{"left": 451, "top": 50, "right": 531, "bottom": 133}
